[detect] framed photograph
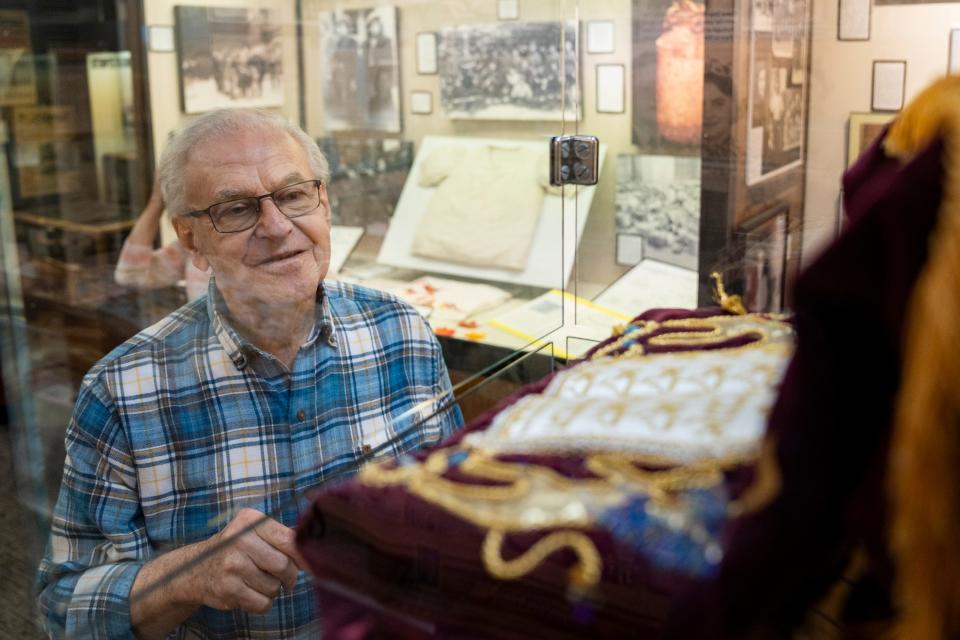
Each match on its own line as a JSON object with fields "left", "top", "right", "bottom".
{"left": 319, "top": 7, "right": 402, "bottom": 132}
{"left": 871, "top": 60, "right": 906, "bottom": 111}
{"left": 175, "top": 6, "right": 284, "bottom": 114}
{"left": 615, "top": 154, "right": 700, "bottom": 270}
{"left": 0, "top": 50, "right": 38, "bottom": 106}
{"left": 631, "top": 0, "right": 706, "bottom": 155}
{"left": 587, "top": 20, "right": 615, "bottom": 54}
{"left": 738, "top": 206, "right": 788, "bottom": 313}
{"left": 410, "top": 90, "right": 433, "bottom": 114}
{"left": 148, "top": 25, "right": 175, "bottom": 52}
{"left": 596, "top": 64, "right": 625, "bottom": 113}
{"left": 416, "top": 32, "right": 438, "bottom": 74}
{"left": 746, "top": 0, "right": 811, "bottom": 185}
{"left": 497, "top": 0, "right": 519, "bottom": 20}
{"left": 847, "top": 112, "right": 895, "bottom": 168}
{"left": 438, "top": 21, "right": 578, "bottom": 121}
{"left": 949, "top": 29, "right": 960, "bottom": 74}
{"left": 837, "top": 0, "right": 870, "bottom": 41}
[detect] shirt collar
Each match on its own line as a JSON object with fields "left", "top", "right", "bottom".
{"left": 207, "top": 278, "right": 338, "bottom": 371}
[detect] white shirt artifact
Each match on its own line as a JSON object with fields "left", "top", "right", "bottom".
{"left": 411, "top": 144, "right": 559, "bottom": 271}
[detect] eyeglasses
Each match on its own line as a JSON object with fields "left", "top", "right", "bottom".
{"left": 186, "top": 179, "right": 324, "bottom": 233}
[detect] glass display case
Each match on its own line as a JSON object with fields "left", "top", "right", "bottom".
{"left": 0, "top": 0, "right": 956, "bottom": 636}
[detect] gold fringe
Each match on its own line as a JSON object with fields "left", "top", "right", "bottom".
{"left": 710, "top": 271, "right": 748, "bottom": 315}
{"left": 888, "top": 75, "right": 960, "bottom": 639}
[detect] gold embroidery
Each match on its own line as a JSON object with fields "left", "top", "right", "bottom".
{"left": 482, "top": 529, "right": 602, "bottom": 588}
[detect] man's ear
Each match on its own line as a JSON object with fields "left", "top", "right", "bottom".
{"left": 172, "top": 215, "right": 211, "bottom": 272}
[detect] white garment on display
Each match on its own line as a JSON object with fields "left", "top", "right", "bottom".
{"left": 376, "top": 136, "right": 605, "bottom": 289}
{"left": 410, "top": 145, "right": 556, "bottom": 271}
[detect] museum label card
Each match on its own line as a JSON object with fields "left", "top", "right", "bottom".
{"left": 872, "top": 60, "right": 906, "bottom": 111}
{"left": 596, "top": 64, "right": 625, "bottom": 113}
{"left": 950, "top": 29, "right": 960, "bottom": 74}
{"left": 416, "top": 32, "right": 437, "bottom": 74}
{"left": 410, "top": 91, "right": 432, "bottom": 114}
{"left": 838, "top": 0, "right": 870, "bottom": 41}
{"left": 587, "top": 21, "right": 615, "bottom": 53}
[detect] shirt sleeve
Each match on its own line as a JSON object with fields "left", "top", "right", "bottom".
{"left": 36, "top": 380, "right": 150, "bottom": 639}
{"left": 114, "top": 238, "right": 186, "bottom": 289}
{"left": 431, "top": 336, "right": 465, "bottom": 440}
{"left": 417, "top": 145, "right": 464, "bottom": 187}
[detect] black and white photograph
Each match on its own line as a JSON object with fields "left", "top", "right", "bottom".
{"left": 614, "top": 154, "right": 700, "bottom": 270}
{"left": 738, "top": 207, "right": 788, "bottom": 313}
{"left": 175, "top": 6, "right": 284, "bottom": 114}
{"left": 438, "top": 21, "right": 578, "bottom": 121}
{"left": 746, "top": 0, "right": 809, "bottom": 185}
{"left": 319, "top": 6, "right": 401, "bottom": 132}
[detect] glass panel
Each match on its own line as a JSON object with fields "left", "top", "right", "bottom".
{"left": 1, "top": 0, "right": 953, "bottom": 636}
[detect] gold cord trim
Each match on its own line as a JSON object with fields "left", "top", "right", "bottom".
{"left": 482, "top": 528, "right": 603, "bottom": 589}
{"left": 711, "top": 271, "right": 748, "bottom": 315}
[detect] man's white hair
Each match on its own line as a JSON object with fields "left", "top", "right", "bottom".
{"left": 158, "top": 109, "right": 330, "bottom": 218}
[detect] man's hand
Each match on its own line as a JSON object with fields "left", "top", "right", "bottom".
{"left": 131, "top": 508, "right": 307, "bottom": 639}
{"left": 193, "top": 508, "right": 307, "bottom": 613}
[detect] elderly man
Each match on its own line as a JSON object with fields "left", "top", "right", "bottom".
{"left": 36, "top": 109, "right": 463, "bottom": 638}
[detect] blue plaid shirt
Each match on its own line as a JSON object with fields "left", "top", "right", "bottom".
{"left": 37, "top": 280, "right": 463, "bottom": 639}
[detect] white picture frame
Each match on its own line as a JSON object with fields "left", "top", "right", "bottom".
{"left": 837, "top": 0, "right": 870, "bottom": 41}
{"left": 586, "top": 20, "right": 615, "bottom": 54}
{"left": 949, "top": 29, "right": 960, "bottom": 74}
{"left": 596, "top": 63, "right": 625, "bottom": 114}
{"left": 148, "top": 25, "right": 175, "bottom": 52}
{"left": 415, "top": 32, "right": 437, "bottom": 75}
{"left": 871, "top": 60, "right": 906, "bottom": 112}
{"left": 410, "top": 90, "right": 433, "bottom": 114}
{"left": 497, "top": 0, "right": 519, "bottom": 20}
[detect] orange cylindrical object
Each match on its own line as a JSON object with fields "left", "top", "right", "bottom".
{"left": 656, "top": 0, "right": 705, "bottom": 144}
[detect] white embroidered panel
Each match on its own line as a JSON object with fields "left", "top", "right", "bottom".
{"left": 464, "top": 342, "right": 792, "bottom": 462}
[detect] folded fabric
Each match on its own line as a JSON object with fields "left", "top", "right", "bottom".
{"left": 410, "top": 145, "right": 556, "bottom": 271}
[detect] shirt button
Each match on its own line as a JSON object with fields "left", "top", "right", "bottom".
{"left": 361, "top": 444, "right": 373, "bottom": 455}
{"left": 296, "top": 410, "right": 306, "bottom": 421}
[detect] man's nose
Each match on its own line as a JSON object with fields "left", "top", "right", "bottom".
{"left": 254, "top": 197, "right": 293, "bottom": 237}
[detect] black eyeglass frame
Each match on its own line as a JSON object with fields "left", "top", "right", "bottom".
{"left": 185, "top": 179, "right": 325, "bottom": 233}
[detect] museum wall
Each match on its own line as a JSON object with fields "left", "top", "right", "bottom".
{"left": 144, "top": 0, "right": 300, "bottom": 243}
{"left": 803, "top": 0, "right": 960, "bottom": 266}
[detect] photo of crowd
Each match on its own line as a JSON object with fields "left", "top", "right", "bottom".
{"left": 175, "top": 6, "right": 283, "bottom": 114}
{"left": 438, "top": 21, "right": 578, "bottom": 121}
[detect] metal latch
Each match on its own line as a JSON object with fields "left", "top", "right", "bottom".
{"left": 549, "top": 135, "right": 599, "bottom": 186}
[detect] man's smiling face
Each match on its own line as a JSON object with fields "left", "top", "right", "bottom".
{"left": 174, "top": 124, "right": 331, "bottom": 310}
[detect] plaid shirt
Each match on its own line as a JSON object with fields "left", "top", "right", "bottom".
{"left": 37, "top": 280, "right": 463, "bottom": 639}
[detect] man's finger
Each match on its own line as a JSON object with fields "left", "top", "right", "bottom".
{"left": 256, "top": 518, "right": 307, "bottom": 570}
